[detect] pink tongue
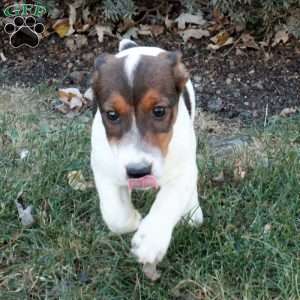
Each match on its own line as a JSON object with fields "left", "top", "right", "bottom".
{"left": 128, "top": 175, "right": 158, "bottom": 190}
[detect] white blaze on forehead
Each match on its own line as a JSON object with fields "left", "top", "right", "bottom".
{"left": 124, "top": 54, "right": 140, "bottom": 87}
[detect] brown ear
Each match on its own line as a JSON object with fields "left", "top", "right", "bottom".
{"left": 94, "top": 53, "right": 115, "bottom": 71}
{"left": 92, "top": 53, "right": 115, "bottom": 84}
{"left": 160, "top": 51, "right": 189, "bottom": 92}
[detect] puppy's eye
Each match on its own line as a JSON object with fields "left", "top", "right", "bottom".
{"left": 106, "top": 111, "right": 120, "bottom": 122}
{"left": 152, "top": 106, "right": 166, "bottom": 119}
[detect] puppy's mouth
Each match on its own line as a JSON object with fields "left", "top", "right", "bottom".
{"left": 128, "top": 175, "right": 158, "bottom": 190}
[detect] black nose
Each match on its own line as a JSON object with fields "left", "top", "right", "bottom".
{"left": 126, "top": 163, "right": 152, "bottom": 178}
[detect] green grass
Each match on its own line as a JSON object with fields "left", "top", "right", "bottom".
{"left": 1, "top": 88, "right": 300, "bottom": 299}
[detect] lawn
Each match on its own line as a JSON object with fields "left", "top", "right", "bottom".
{"left": 1, "top": 86, "right": 300, "bottom": 299}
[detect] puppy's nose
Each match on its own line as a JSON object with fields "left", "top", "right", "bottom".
{"left": 126, "top": 163, "right": 152, "bottom": 178}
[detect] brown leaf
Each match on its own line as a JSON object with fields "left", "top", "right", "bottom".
{"left": 95, "top": 25, "right": 113, "bottom": 43}
{"left": 151, "top": 25, "right": 164, "bottom": 37}
{"left": 68, "top": 170, "right": 94, "bottom": 191}
{"left": 58, "top": 88, "right": 84, "bottom": 112}
{"left": 175, "top": 12, "right": 206, "bottom": 30}
{"left": 118, "top": 18, "right": 135, "bottom": 33}
{"left": 52, "top": 18, "right": 70, "bottom": 38}
{"left": 233, "top": 160, "right": 246, "bottom": 182}
{"left": 211, "top": 30, "right": 231, "bottom": 45}
{"left": 180, "top": 28, "right": 210, "bottom": 43}
{"left": 272, "top": 30, "right": 289, "bottom": 47}
{"left": 138, "top": 25, "right": 152, "bottom": 36}
{"left": 239, "top": 33, "right": 259, "bottom": 50}
{"left": 207, "top": 31, "right": 234, "bottom": 50}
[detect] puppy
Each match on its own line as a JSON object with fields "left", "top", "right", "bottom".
{"left": 91, "top": 39, "right": 203, "bottom": 280}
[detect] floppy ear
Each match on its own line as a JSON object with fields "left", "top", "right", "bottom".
{"left": 93, "top": 53, "right": 115, "bottom": 73}
{"left": 92, "top": 53, "right": 115, "bottom": 85}
{"left": 160, "top": 51, "right": 189, "bottom": 92}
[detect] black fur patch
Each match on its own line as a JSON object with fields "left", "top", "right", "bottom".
{"left": 183, "top": 87, "right": 191, "bottom": 117}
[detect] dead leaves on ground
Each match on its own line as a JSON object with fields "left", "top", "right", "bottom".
{"left": 180, "top": 28, "right": 210, "bottom": 43}
{"left": 272, "top": 30, "right": 289, "bottom": 47}
{"left": 68, "top": 170, "right": 94, "bottom": 191}
{"left": 57, "top": 87, "right": 93, "bottom": 116}
{"left": 211, "top": 159, "right": 248, "bottom": 187}
{"left": 48, "top": 3, "right": 295, "bottom": 53}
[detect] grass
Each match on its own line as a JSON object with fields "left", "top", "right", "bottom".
{"left": 1, "top": 86, "right": 300, "bottom": 299}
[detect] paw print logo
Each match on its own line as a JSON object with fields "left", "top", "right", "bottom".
{"left": 4, "top": 16, "right": 45, "bottom": 48}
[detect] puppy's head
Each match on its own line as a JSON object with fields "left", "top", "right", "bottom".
{"left": 92, "top": 51, "right": 189, "bottom": 189}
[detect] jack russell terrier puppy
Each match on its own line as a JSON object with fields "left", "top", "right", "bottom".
{"left": 91, "top": 39, "right": 203, "bottom": 280}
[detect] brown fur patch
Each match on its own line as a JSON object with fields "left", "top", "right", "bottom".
{"left": 140, "top": 89, "right": 161, "bottom": 112}
{"left": 109, "top": 93, "right": 131, "bottom": 115}
{"left": 145, "top": 131, "right": 173, "bottom": 156}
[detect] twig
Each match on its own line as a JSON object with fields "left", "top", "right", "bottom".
{"left": 264, "top": 103, "right": 269, "bottom": 128}
{"left": 222, "top": 34, "right": 242, "bottom": 57}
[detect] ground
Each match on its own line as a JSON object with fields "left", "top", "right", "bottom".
{"left": 1, "top": 32, "right": 300, "bottom": 299}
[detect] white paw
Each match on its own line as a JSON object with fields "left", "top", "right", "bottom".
{"left": 187, "top": 206, "right": 203, "bottom": 226}
{"left": 107, "top": 209, "right": 141, "bottom": 234}
{"left": 131, "top": 218, "right": 172, "bottom": 264}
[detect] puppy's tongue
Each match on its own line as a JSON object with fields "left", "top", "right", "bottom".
{"left": 128, "top": 175, "right": 158, "bottom": 190}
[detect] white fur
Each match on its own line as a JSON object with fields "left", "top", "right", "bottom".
{"left": 124, "top": 54, "right": 140, "bottom": 87}
{"left": 118, "top": 39, "right": 137, "bottom": 52}
{"left": 91, "top": 41, "right": 203, "bottom": 267}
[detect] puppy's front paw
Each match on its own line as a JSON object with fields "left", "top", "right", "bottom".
{"left": 131, "top": 218, "right": 172, "bottom": 265}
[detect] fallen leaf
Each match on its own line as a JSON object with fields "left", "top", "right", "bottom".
{"left": 77, "top": 24, "right": 90, "bottom": 33}
{"left": 52, "top": 18, "right": 70, "bottom": 38}
{"left": 58, "top": 88, "right": 84, "bottom": 111}
{"left": 272, "top": 30, "right": 289, "bottom": 47}
{"left": 210, "top": 30, "right": 230, "bottom": 45}
{"left": 239, "top": 33, "right": 259, "bottom": 50}
{"left": 0, "top": 52, "right": 7, "bottom": 62}
{"left": 233, "top": 160, "right": 246, "bottom": 182}
{"left": 179, "top": 28, "right": 210, "bottom": 42}
{"left": 15, "top": 200, "right": 34, "bottom": 226}
{"left": 118, "top": 18, "right": 136, "bottom": 33}
{"left": 150, "top": 25, "right": 164, "bottom": 37}
{"left": 175, "top": 12, "right": 206, "bottom": 30}
{"left": 138, "top": 25, "right": 152, "bottom": 36}
{"left": 67, "top": 3, "right": 76, "bottom": 36}
{"left": 95, "top": 25, "right": 113, "bottom": 43}
{"left": 68, "top": 170, "right": 94, "bottom": 191}
{"left": 279, "top": 107, "right": 297, "bottom": 117}
{"left": 165, "top": 15, "right": 174, "bottom": 29}
{"left": 82, "top": 6, "right": 90, "bottom": 23}
{"left": 207, "top": 31, "right": 234, "bottom": 50}
{"left": 122, "top": 27, "right": 138, "bottom": 39}
{"left": 65, "top": 34, "right": 88, "bottom": 51}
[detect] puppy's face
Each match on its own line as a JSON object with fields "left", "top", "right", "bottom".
{"left": 92, "top": 52, "right": 188, "bottom": 188}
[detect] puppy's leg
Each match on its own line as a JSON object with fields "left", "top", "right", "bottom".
{"left": 131, "top": 170, "right": 196, "bottom": 268}
{"left": 185, "top": 186, "right": 203, "bottom": 226}
{"left": 94, "top": 175, "right": 141, "bottom": 234}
